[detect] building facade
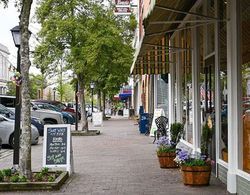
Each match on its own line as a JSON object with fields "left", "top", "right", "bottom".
{"left": 0, "top": 43, "right": 11, "bottom": 95}
{"left": 131, "top": 0, "right": 250, "bottom": 194}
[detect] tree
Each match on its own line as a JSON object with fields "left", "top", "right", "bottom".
{"left": 19, "top": 0, "right": 33, "bottom": 179}
{"left": 29, "top": 74, "right": 48, "bottom": 99}
{"left": 6, "top": 81, "right": 16, "bottom": 96}
{"left": 35, "top": 0, "right": 135, "bottom": 131}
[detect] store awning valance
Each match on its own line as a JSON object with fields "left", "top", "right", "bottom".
{"left": 131, "top": 0, "right": 197, "bottom": 75}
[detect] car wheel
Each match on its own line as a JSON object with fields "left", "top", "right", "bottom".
{"left": 9, "top": 134, "right": 14, "bottom": 149}
{"left": 63, "top": 117, "right": 68, "bottom": 124}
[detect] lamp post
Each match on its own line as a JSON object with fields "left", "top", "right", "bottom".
{"left": 90, "top": 82, "right": 95, "bottom": 114}
{"left": 10, "top": 26, "right": 21, "bottom": 166}
{"left": 53, "top": 87, "right": 56, "bottom": 101}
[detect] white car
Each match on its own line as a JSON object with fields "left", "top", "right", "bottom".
{"left": 0, "top": 115, "right": 39, "bottom": 148}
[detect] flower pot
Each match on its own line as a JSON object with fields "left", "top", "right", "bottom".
{"left": 157, "top": 152, "right": 178, "bottom": 168}
{"left": 181, "top": 165, "right": 211, "bottom": 186}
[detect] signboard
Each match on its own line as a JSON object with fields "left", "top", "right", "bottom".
{"left": 115, "top": 0, "right": 130, "bottom": 6}
{"left": 123, "top": 108, "right": 129, "bottom": 118}
{"left": 114, "top": 7, "right": 131, "bottom": 15}
{"left": 43, "top": 124, "right": 73, "bottom": 174}
{"left": 150, "top": 108, "right": 165, "bottom": 136}
{"left": 92, "top": 112, "right": 103, "bottom": 127}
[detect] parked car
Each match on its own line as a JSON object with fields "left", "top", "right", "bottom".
{"left": 0, "top": 104, "right": 44, "bottom": 136}
{"left": 31, "top": 102, "right": 75, "bottom": 124}
{"left": 33, "top": 100, "right": 81, "bottom": 120}
{"left": 0, "top": 115, "right": 39, "bottom": 148}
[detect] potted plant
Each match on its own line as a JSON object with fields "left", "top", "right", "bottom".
{"left": 174, "top": 121, "right": 214, "bottom": 185}
{"left": 155, "top": 122, "right": 184, "bottom": 168}
{"left": 174, "top": 149, "right": 214, "bottom": 185}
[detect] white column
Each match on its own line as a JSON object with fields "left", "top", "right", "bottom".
{"left": 227, "top": 0, "right": 241, "bottom": 193}
{"left": 169, "top": 40, "right": 175, "bottom": 125}
{"left": 191, "top": 21, "right": 200, "bottom": 152}
{"left": 176, "top": 32, "right": 183, "bottom": 123}
{"left": 214, "top": 0, "right": 221, "bottom": 177}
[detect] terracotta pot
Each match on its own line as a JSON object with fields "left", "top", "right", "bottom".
{"left": 181, "top": 165, "right": 211, "bottom": 186}
{"left": 157, "top": 152, "right": 178, "bottom": 168}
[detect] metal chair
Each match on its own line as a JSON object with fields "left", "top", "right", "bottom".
{"left": 153, "top": 116, "right": 168, "bottom": 143}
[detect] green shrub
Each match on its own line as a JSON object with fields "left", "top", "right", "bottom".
{"left": 170, "top": 123, "right": 184, "bottom": 146}
{"left": 18, "top": 176, "right": 27, "bottom": 182}
{"left": 48, "top": 175, "right": 55, "bottom": 182}
{"left": 2, "top": 169, "right": 11, "bottom": 177}
{"left": 34, "top": 172, "right": 43, "bottom": 181}
{"left": 0, "top": 171, "right": 3, "bottom": 182}
{"left": 10, "top": 175, "right": 19, "bottom": 182}
{"left": 41, "top": 167, "right": 49, "bottom": 175}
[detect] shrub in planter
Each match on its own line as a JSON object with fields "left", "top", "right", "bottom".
{"left": 174, "top": 149, "right": 215, "bottom": 185}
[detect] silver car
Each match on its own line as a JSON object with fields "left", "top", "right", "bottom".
{"left": 0, "top": 115, "right": 39, "bottom": 148}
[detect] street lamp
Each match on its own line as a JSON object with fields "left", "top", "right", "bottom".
{"left": 10, "top": 25, "right": 21, "bottom": 166}
{"left": 90, "top": 82, "right": 95, "bottom": 114}
{"left": 53, "top": 87, "right": 56, "bottom": 101}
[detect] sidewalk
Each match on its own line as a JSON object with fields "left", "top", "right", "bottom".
{"left": 0, "top": 116, "right": 227, "bottom": 195}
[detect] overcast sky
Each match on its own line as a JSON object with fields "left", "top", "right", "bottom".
{"left": 0, "top": 0, "right": 40, "bottom": 73}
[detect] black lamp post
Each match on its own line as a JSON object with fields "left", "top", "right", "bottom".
{"left": 10, "top": 25, "right": 21, "bottom": 166}
{"left": 53, "top": 87, "right": 56, "bottom": 101}
{"left": 90, "top": 82, "right": 95, "bottom": 114}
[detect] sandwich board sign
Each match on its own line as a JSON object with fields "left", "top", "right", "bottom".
{"left": 150, "top": 108, "right": 165, "bottom": 136}
{"left": 92, "top": 112, "right": 103, "bottom": 127}
{"left": 43, "top": 124, "right": 73, "bottom": 175}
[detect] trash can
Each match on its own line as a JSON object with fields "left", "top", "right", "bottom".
{"left": 139, "top": 113, "right": 149, "bottom": 134}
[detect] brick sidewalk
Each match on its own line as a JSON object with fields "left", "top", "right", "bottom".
{"left": 0, "top": 117, "right": 227, "bottom": 195}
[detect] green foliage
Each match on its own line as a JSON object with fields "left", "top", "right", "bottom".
{"left": 18, "top": 175, "right": 27, "bottom": 182}
{"left": 157, "top": 146, "right": 176, "bottom": 155}
{"left": 201, "top": 123, "right": 213, "bottom": 155}
{"left": 10, "top": 174, "right": 19, "bottom": 182}
{"left": 2, "top": 168, "right": 11, "bottom": 177}
{"left": 6, "top": 81, "right": 16, "bottom": 96}
{"left": 41, "top": 167, "right": 49, "bottom": 175}
{"left": 183, "top": 158, "right": 207, "bottom": 166}
{"left": 170, "top": 123, "right": 184, "bottom": 146}
{"left": 34, "top": 172, "right": 43, "bottom": 181}
{"left": 48, "top": 175, "right": 55, "bottom": 182}
{"left": 0, "top": 171, "right": 3, "bottom": 182}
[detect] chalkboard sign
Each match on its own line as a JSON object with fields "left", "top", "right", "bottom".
{"left": 43, "top": 124, "right": 71, "bottom": 170}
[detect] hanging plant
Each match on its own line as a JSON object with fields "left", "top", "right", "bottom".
{"left": 11, "top": 71, "right": 22, "bottom": 86}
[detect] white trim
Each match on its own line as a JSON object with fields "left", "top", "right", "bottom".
{"left": 43, "top": 124, "right": 71, "bottom": 173}
{"left": 218, "top": 159, "right": 229, "bottom": 169}
{"left": 237, "top": 169, "right": 250, "bottom": 181}
{"left": 179, "top": 139, "right": 194, "bottom": 150}
{"left": 214, "top": 0, "right": 221, "bottom": 178}
{"left": 191, "top": 19, "right": 200, "bottom": 152}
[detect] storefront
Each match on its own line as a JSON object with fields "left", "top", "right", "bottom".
{"left": 131, "top": 0, "right": 250, "bottom": 193}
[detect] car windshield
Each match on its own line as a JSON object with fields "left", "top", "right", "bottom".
{"left": 0, "top": 104, "right": 15, "bottom": 118}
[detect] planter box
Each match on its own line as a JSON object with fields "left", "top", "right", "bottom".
{"left": 181, "top": 165, "right": 211, "bottom": 186}
{"left": 157, "top": 152, "right": 178, "bottom": 168}
{"left": 0, "top": 171, "right": 68, "bottom": 191}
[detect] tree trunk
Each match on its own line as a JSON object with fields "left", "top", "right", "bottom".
{"left": 97, "top": 89, "right": 101, "bottom": 111}
{"left": 19, "top": 0, "right": 33, "bottom": 179}
{"left": 78, "top": 76, "right": 88, "bottom": 131}
{"left": 102, "top": 92, "right": 106, "bottom": 118}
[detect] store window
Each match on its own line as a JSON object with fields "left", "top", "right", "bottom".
{"left": 241, "top": 0, "right": 250, "bottom": 173}
{"left": 181, "top": 29, "right": 193, "bottom": 143}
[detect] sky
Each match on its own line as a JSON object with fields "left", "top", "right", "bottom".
{"left": 0, "top": 0, "right": 40, "bottom": 74}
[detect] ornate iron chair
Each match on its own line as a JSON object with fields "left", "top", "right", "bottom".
{"left": 153, "top": 116, "right": 168, "bottom": 143}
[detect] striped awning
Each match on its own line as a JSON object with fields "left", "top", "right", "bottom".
{"left": 131, "top": 0, "right": 196, "bottom": 75}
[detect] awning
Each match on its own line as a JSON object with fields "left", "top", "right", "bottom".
{"left": 119, "top": 93, "right": 131, "bottom": 100}
{"left": 131, "top": 0, "right": 197, "bottom": 75}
